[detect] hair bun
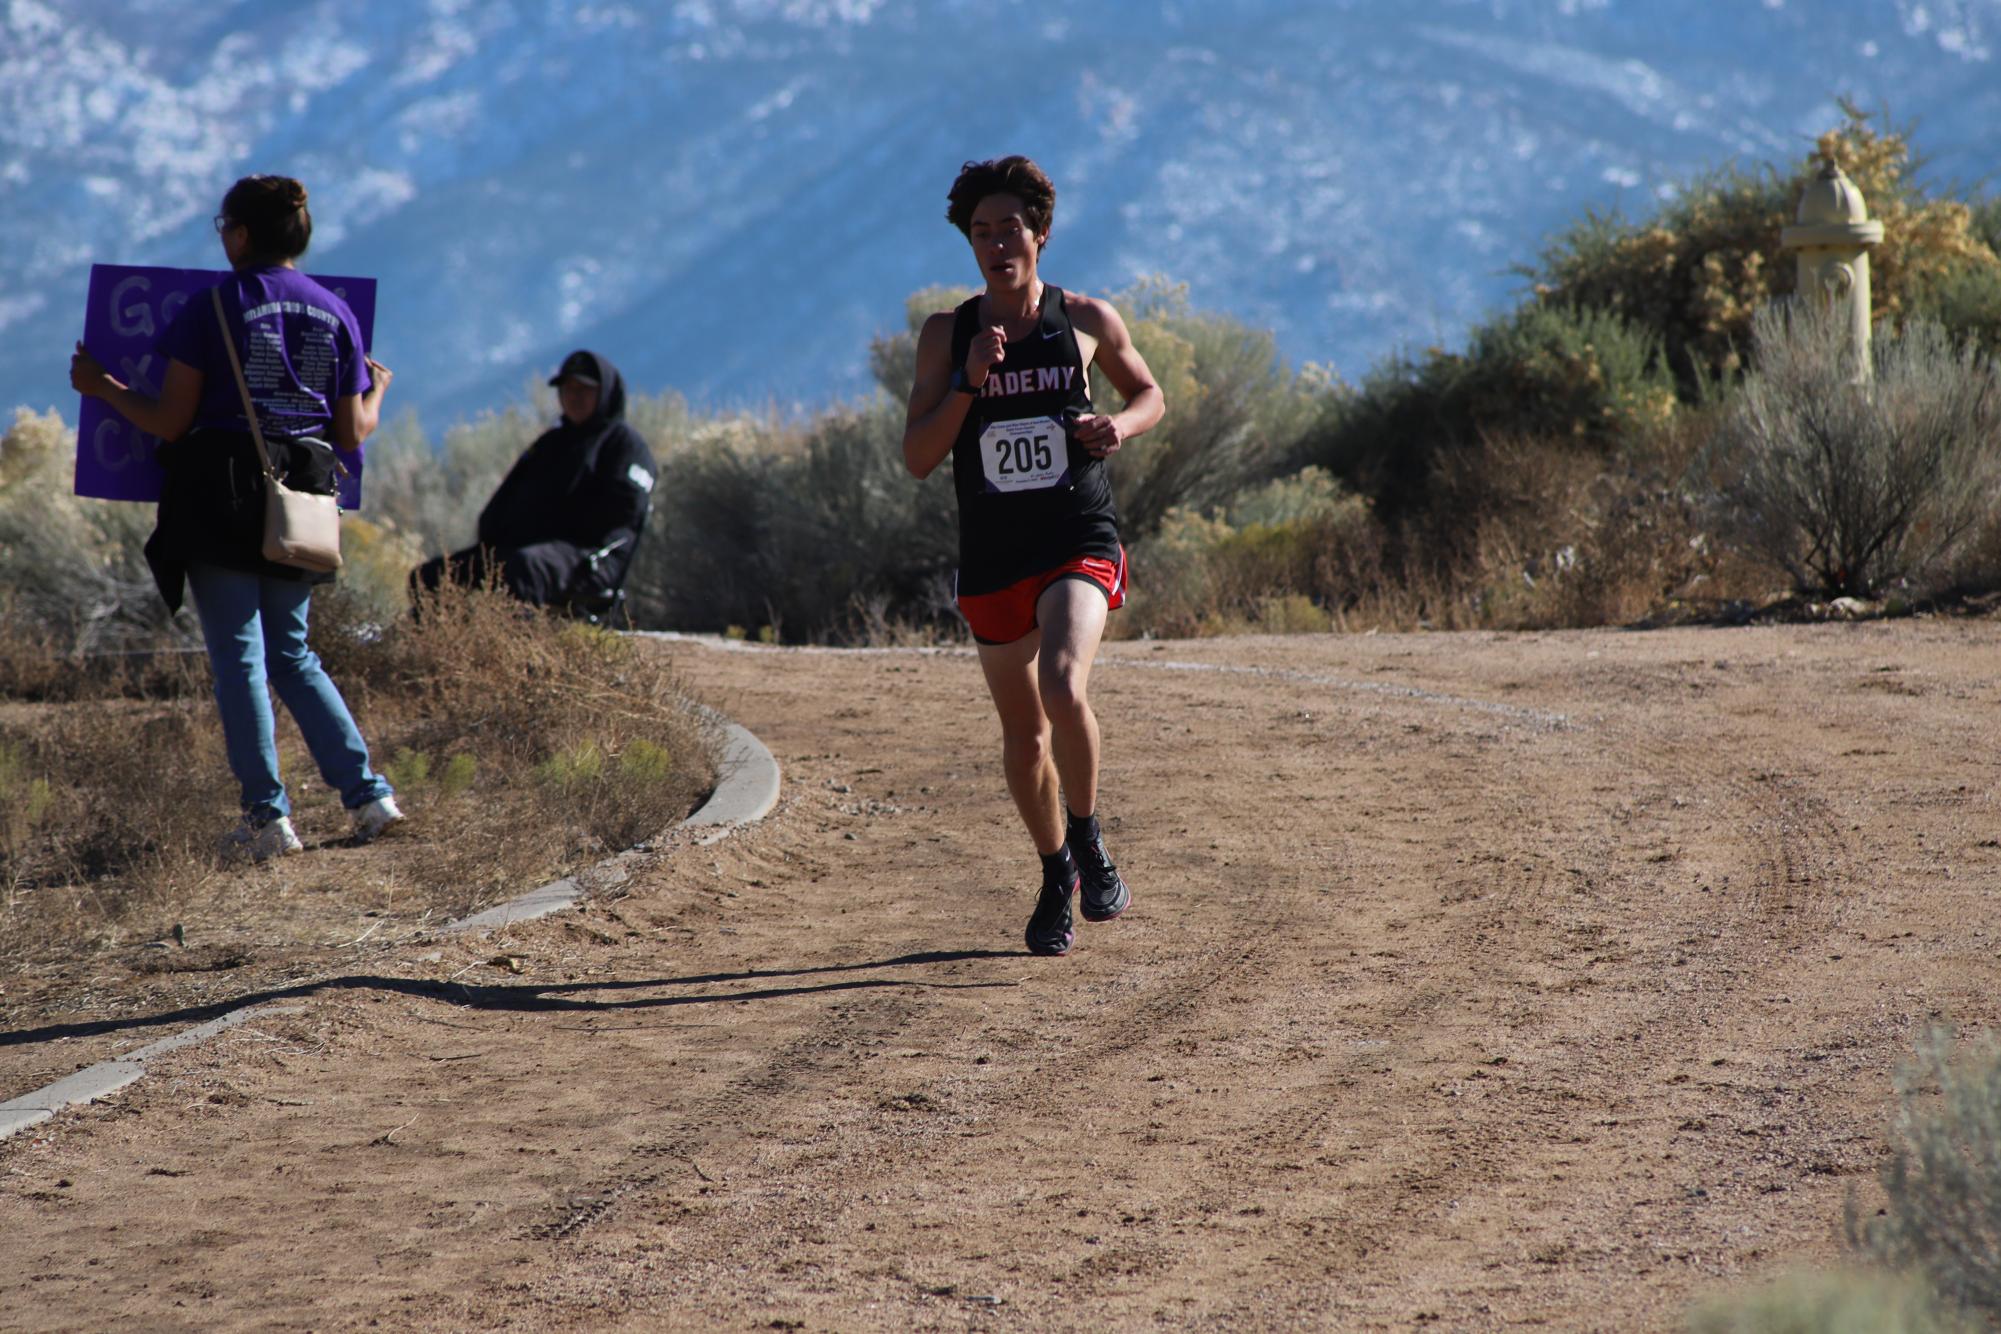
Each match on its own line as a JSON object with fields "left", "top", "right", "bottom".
{"left": 286, "top": 180, "right": 308, "bottom": 209}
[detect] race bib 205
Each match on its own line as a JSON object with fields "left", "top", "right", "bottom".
{"left": 978, "top": 415, "right": 1069, "bottom": 494}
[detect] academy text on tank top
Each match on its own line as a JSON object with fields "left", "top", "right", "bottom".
{"left": 948, "top": 286, "right": 1120, "bottom": 597}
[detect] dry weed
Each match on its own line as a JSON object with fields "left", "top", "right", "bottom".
{"left": 1, "top": 583, "right": 716, "bottom": 972}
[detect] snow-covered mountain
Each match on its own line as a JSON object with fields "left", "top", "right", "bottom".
{"left": 4, "top": 0, "right": 1997, "bottom": 429}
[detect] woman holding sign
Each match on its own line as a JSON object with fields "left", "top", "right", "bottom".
{"left": 901, "top": 156, "right": 1164, "bottom": 956}
{"left": 69, "top": 174, "right": 401, "bottom": 862}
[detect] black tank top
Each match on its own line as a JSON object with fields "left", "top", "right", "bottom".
{"left": 948, "top": 286, "right": 1120, "bottom": 596}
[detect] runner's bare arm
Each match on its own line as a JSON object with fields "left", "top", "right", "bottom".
{"left": 70, "top": 345, "right": 202, "bottom": 441}
{"left": 902, "top": 312, "right": 978, "bottom": 479}
{"left": 1068, "top": 297, "right": 1163, "bottom": 459}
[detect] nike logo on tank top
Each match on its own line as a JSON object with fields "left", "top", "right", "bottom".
{"left": 949, "top": 286, "right": 1120, "bottom": 598}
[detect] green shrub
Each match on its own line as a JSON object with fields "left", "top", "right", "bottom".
{"left": 1688, "top": 1269, "right": 1965, "bottom": 1334}
{"left": 1707, "top": 301, "right": 2001, "bottom": 598}
{"left": 867, "top": 286, "right": 976, "bottom": 398}
{"left": 633, "top": 397, "right": 959, "bottom": 640}
{"left": 533, "top": 736, "right": 690, "bottom": 851}
{"left": 361, "top": 407, "right": 535, "bottom": 562}
{"left": 1124, "top": 467, "right": 1370, "bottom": 638}
{"left": 1252, "top": 593, "right": 1333, "bottom": 634}
{"left": 1910, "top": 256, "right": 2001, "bottom": 358}
{"left": 1301, "top": 303, "right": 1673, "bottom": 515}
{"left": 376, "top": 745, "right": 478, "bottom": 801}
{"left": 439, "top": 752, "right": 477, "bottom": 796}
{"left": 1095, "top": 278, "right": 1332, "bottom": 536}
{"left": 537, "top": 740, "right": 605, "bottom": 792}
{"left": 381, "top": 747, "right": 431, "bottom": 792}
{"left": 1850, "top": 1029, "right": 2001, "bottom": 1323}
{"left": 618, "top": 738, "right": 673, "bottom": 786}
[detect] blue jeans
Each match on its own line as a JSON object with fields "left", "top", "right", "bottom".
{"left": 186, "top": 563, "right": 393, "bottom": 824}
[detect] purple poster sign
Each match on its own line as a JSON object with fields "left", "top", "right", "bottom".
{"left": 74, "top": 264, "right": 377, "bottom": 508}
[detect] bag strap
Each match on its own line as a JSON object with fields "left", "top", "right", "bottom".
{"left": 212, "top": 285, "right": 280, "bottom": 482}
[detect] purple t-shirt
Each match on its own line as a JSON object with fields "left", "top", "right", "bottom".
{"left": 156, "top": 265, "right": 370, "bottom": 439}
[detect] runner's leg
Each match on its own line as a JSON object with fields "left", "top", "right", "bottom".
{"left": 1037, "top": 574, "right": 1129, "bottom": 921}
{"left": 975, "top": 629, "right": 1065, "bottom": 856}
{"left": 1035, "top": 576, "right": 1110, "bottom": 820}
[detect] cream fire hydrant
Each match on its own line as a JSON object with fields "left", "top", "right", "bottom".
{"left": 1780, "top": 158, "right": 1884, "bottom": 374}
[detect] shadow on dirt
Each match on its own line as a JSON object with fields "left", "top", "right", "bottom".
{"left": 0, "top": 949, "right": 1024, "bottom": 1050}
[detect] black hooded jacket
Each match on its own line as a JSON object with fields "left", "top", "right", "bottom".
{"left": 477, "top": 350, "right": 656, "bottom": 584}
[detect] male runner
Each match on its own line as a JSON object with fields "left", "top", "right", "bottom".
{"left": 902, "top": 156, "right": 1165, "bottom": 957}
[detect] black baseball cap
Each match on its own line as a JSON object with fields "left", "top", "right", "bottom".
{"left": 547, "top": 351, "right": 600, "bottom": 386}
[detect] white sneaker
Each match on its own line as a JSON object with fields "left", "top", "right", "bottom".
{"left": 352, "top": 795, "right": 405, "bottom": 843}
{"left": 223, "top": 815, "right": 303, "bottom": 863}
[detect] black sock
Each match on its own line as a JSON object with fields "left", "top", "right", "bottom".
{"left": 1066, "top": 809, "right": 1100, "bottom": 848}
{"left": 1040, "top": 845, "right": 1077, "bottom": 887}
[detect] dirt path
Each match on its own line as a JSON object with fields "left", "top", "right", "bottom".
{"left": 4, "top": 622, "right": 1999, "bottom": 1331}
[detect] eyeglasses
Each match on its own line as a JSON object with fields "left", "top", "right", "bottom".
{"left": 212, "top": 214, "right": 237, "bottom": 233}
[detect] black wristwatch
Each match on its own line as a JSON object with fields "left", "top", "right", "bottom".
{"left": 950, "top": 368, "right": 983, "bottom": 396}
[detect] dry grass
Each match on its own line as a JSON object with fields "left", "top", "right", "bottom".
{"left": 1115, "top": 415, "right": 1781, "bottom": 640}
{"left": 0, "top": 582, "right": 717, "bottom": 975}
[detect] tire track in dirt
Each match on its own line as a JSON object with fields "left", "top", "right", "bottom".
{"left": 1082, "top": 654, "right": 1866, "bottom": 1325}
{"left": 519, "top": 854, "right": 1299, "bottom": 1270}
{"left": 525, "top": 985, "right": 926, "bottom": 1243}
{"left": 1097, "top": 736, "right": 1582, "bottom": 1319}
{"left": 715, "top": 657, "right": 1571, "bottom": 1323}
{"left": 501, "top": 645, "right": 1343, "bottom": 1323}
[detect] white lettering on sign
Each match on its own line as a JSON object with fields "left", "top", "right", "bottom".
{"left": 109, "top": 275, "right": 154, "bottom": 338}
{"left": 977, "top": 415, "right": 1068, "bottom": 494}
{"left": 93, "top": 417, "right": 133, "bottom": 471}
{"left": 117, "top": 353, "right": 158, "bottom": 397}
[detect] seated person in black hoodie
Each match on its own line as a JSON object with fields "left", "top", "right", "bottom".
{"left": 412, "top": 349, "right": 656, "bottom": 612}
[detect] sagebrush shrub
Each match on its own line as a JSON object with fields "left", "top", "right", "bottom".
{"left": 1688, "top": 1268, "right": 1965, "bottom": 1334}
{"left": 0, "top": 407, "right": 174, "bottom": 654}
{"left": 1850, "top": 1030, "right": 2001, "bottom": 1323}
{"left": 1300, "top": 302, "right": 1672, "bottom": 514}
{"left": 1094, "top": 278, "right": 1332, "bottom": 536}
{"left": 634, "top": 399, "right": 959, "bottom": 640}
{"left": 1708, "top": 301, "right": 2001, "bottom": 598}
{"left": 1123, "top": 467, "right": 1369, "bottom": 638}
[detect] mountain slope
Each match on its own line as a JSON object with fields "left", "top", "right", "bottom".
{"left": 4, "top": 0, "right": 1996, "bottom": 432}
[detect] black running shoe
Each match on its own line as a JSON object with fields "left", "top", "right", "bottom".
{"left": 1025, "top": 874, "right": 1077, "bottom": 956}
{"left": 1075, "top": 831, "right": 1130, "bottom": 922}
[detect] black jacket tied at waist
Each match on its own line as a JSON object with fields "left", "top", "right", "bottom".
{"left": 145, "top": 427, "right": 340, "bottom": 612}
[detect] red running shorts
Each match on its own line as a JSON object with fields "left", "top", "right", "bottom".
{"left": 956, "top": 547, "right": 1127, "bottom": 646}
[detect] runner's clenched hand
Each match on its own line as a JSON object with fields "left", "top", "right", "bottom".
{"left": 966, "top": 324, "right": 1006, "bottom": 387}
{"left": 1071, "top": 412, "right": 1125, "bottom": 459}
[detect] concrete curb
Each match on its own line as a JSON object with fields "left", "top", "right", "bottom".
{"left": 0, "top": 1005, "right": 307, "bottom": 1143}
{"left": 0, "top": 705, "right": 780, "bottom": 1145}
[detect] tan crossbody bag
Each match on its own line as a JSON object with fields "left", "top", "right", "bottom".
{"left": 211, "top": 286, "right": 344, "bottom": 573}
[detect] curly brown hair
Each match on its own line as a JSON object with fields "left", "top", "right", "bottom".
{"left": 946, "top": 156, "right": 1056, "bottom": 244}
{"left": 221, "top": 174, "right": 312, "bottom": 261}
